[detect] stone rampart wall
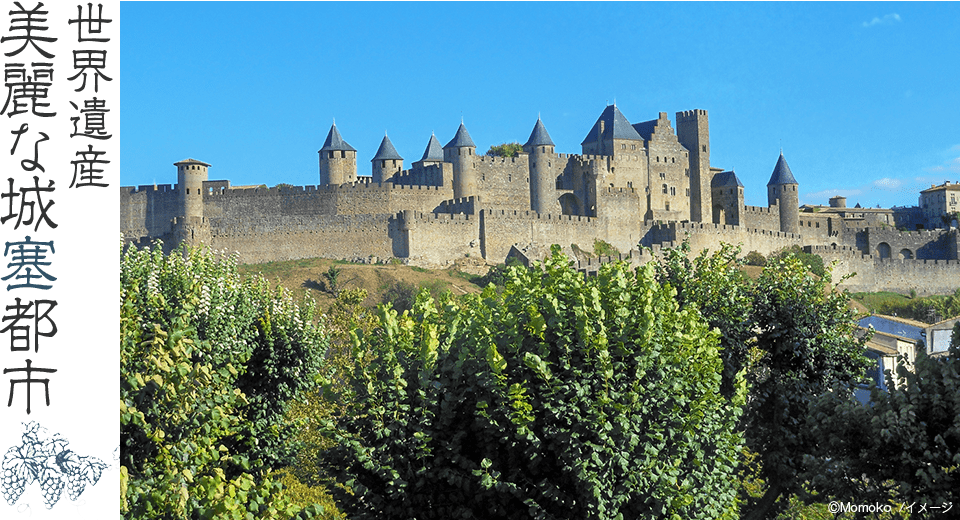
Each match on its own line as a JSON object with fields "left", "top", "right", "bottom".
{"left": 808, "top": 245, "right": 960, "bottom": 296}
{"left": 403, "top": 211, "right": 481, "bottom": 265}
{"left": 476, "top": 156, "right": 531, "bottom": 210}
{"left": 645, "top": 222, "right": 801, "bottom": 256}
{"left": 866, "top": 228, "right": 958, "bottom": 260}
{"left": 120, "top": 184, "right": 180, "bottom": 241}
{"left": 742, "top": 204, "right": 781, "bottom": 232}
{"left": 206, "top": 213, "right": 401, "bottom": 264}
{"left": 480, "top": 209, "right": 603, "bottom": 262}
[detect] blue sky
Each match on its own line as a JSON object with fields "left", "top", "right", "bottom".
{"left": 120, "top": 2, "right": 960, "bottom": 209}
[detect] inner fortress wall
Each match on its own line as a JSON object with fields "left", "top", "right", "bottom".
{"left": 742, "top": 204, "right": 781, "bottom": 232}
{"left": 866, "top": 228, "right": 959, "bottom": 260}
{"left": 403, "top": 211, "right": 481, "bottom": 265}
{"left": 480, "top": 209, "right": 606, "bottom": 263}
{"left": 476, "top": 155, "right": 532, "bottom": 211}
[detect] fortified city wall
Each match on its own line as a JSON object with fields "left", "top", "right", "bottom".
{"left": 120, "top": 104, "right": 960, "bottom": 296}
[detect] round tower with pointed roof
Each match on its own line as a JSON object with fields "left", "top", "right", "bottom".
{"left": 443, "top": 121, "right": 478, "bottom": 199}
{"left": 767, "top": 152, "right": 799, "bottom": 234}
{"left": 318, "top": 122, "right": 357, "bottom": 185}
{"left": 523, "top": 117, "right": 558, "bottom": 214}
{"left": 371, "top": 133, "right": 403, "bottom": 183}
{"left": 175, "top": 158, "right": 210, "bottom": 219}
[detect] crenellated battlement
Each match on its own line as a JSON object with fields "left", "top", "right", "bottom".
{"left": 676, "top": 109, "right": 708, "bottom": 120}
{"left": 743, "top": 205, "right": 774, "bottom": 214}
{"left": 122, "top": 184, "right": 177, "bottom": 194}
{"left": 477, "top": 155, "right": 527, "bottom": 165}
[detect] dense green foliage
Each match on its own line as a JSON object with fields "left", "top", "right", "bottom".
{"left": 321, "top": 247, "right": 746, "bottom": 519}
{"left": 484, "top": 142, "right": 524, "bottom": 157}
{"left": 740, "top": 256, "right": 871, "bottom": 519}
{"left": 804, "top": 328, "right": 960, "bottom": 511}
{"left": 769, "top": 245, "right": 826, "bottom": 278}
{"left": 652, "top": 242, "right": 871, "bottom": 519}
{"left": 120, "top": 244, "right": 326, "bottom": 518}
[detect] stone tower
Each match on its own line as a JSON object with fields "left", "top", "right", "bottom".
{"left": 767, "top": 152, "right": 799, "bottom": 234}
{"left": 710, "top": 170, "right": 744, "bottom": 226}
{"left": 676, "top": 109, "right": 712, "bottom": 223}
{"left": 318, "top": 122, "right": 357, "bottom": 185}
{"left": 443, "top": 122, "right": 478, "bottom": 199}
{"left": 371, "top": 133, "right": 403, "bottom": 183}
{"left": 523, "top": 117, "right": 558, "bottom": 214}
{"left": 175, "top": 158, "right": 209, "bottom": 219}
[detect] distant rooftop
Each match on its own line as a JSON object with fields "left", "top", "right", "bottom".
{"left": 581, "top": 104, "right": 644, "bottom": 145}
{"left": 767, "top": 153, "right": 797, "bottom": 186}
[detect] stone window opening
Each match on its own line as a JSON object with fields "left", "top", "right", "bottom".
{"left": 659, "top": 172, "right": 666, "bottom": 179}
{"left": 686, "top": 188, "right": 690, "bottom": 196}
{"left": 702, "top": 145, "right": 706, "bottom": 152}
{"left": 662, "top": 184, "right": 668, "bottom": 194}
{"left": 670, "top": 187, "right": 676, "bottom": 196}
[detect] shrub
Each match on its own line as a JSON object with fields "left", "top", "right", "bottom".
{"left": 120, "top": 243, "right": 327, "bottom": 518}
{"left": 321, "top": 247, "right": 745, "bottom": 519}
{"left": 743, "top": 250, "right": 766, "bottom": 267}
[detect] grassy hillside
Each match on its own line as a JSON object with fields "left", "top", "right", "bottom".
{"left": 237, "top": 256, "right": 488, "bottom": 311}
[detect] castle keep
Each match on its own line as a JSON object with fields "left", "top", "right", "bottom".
{"left": 120, "top": 105, "right": 960, "bottom": 296}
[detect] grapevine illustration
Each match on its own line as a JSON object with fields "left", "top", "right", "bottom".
{"left": 0, "top": 421, "right": 120, "bottom": 516}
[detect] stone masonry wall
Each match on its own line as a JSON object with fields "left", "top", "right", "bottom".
{"left": 644, "top": 222, "right": 802, "bottom": 256}
{"left": 207, "top": 213, "right": 401, "bottom": 264}
{"left": 403, "top": 211, "right": 481, "bottom": 265}
{"left": 476, "top": 155, "right": 531, "bottom": 211}
{"left": 866, "top": 228, "right": 958, "bottom": 260}
{"left": 480, "top": 209, "right": 604, "bottom": 263}
{"left": 120, "top": 184, "right": 180, "bottom": 241}
{"left": 742, "top": 204, "right": 780, "bottom": 232}
{"left": 809, "top": 245, "right": 960, "bottom": 296}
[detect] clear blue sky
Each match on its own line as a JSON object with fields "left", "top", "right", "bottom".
{"left": 120, "top": 2, "right": 960, "bottom": 209}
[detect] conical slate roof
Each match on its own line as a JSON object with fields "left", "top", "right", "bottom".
{"left": 767, "top": 153, "right": 797, "bottom": 186}
{"left": 711, "top": 170, "right": 744, "bottom": 188}
{"left": 420, "top": 134, "right": 444, "bottom": 161}
{"left": 581, "top": 104, "right": 643, "bottom": 145}
{"left": 319, "top": 122, "right": 356, "bottom": 152}
{"left": 371, "top": 134, "right": 403, "bottom": 162}
{"left": 444, "top": 122, "right": 476, "bottom": 148}
{"left": 524, "top": 117, "right": 555, "bottom": 147}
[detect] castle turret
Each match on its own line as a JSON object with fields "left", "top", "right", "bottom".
{"left": 767, "top": 152, "right": 799, "bottom": 234}
{"left": 676, "top": 109, "right": 712, "bottom": 223}
{"left": 710, "top": 170, "right": 744, "bottom": 226}
{"left": 523, "top": 117, "right": 558, "bottom": 214}
{"left": 318, "top": 122, "right": 357, "bottom": 185}
{"left": 443, "top": 122, "right": 478, "bottom": 199}
{"left": 418, "top": 133, "right": 445, "bottom": 167}
{"left": 175, "top": 158, "right": 210, "bottom": 219}
{"left": 371, "top": 133, "right": 403, "bottom": 183}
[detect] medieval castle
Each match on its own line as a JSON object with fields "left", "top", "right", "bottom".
{"left": 120, "top": 105, "right": 960, "bottom": 296}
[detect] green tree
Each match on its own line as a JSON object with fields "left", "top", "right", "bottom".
{"left": 120, "top": 243, "right": 327, "bottom": 518}
{"left": 740, "top": 256, "right": 871, "bottom": 520}
{"left": 321, "top": 247, "right": 746, "bottom": 519}
{"left": 484, "top": 141, "right": 523, "bottom": 157}
{"left": 803, "top": 327, "right": 960, "bottom": 510}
